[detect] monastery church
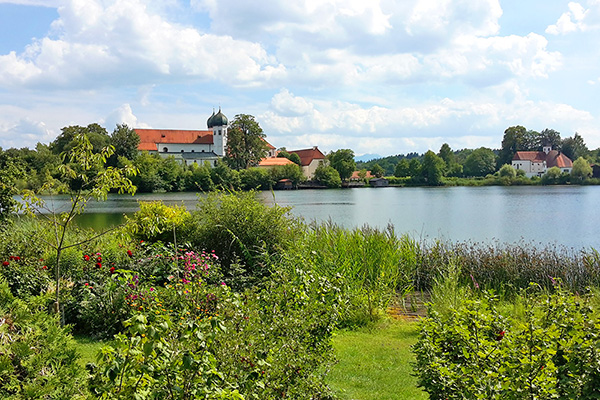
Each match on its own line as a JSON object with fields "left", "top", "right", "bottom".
{"left": 133, "top": 109, "right": 325, "bottom": 178}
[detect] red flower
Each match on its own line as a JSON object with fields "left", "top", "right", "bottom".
{"left": 2, "top": 261, "right": 8, "bottom": 266}
{"left": 496, "top": 330, "right": 505, "bottom": 341}
{"left": 110, "top": 267, "right": 115, "bottom": 274}
{"left": 84, "top": 283, "right": 89, "bottom": 286}
{"left": 96, "top": 256, "right": 102, "bottom": 262}
{"left": 83, "top": 255, "right": 90, "bottom": 261}
{"left": 127, "top": 250, "right": 133, "bottom": 257}
{"left": 42, "top": 265, "right": 48, "bottom": 270}
{"left": 96, "top": 262, "right": 102, "bottom": 269}
{"left": 14, "top": 256, "right": 20, "bottom": 261}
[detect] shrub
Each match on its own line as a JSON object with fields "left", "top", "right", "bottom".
{"left": 413, "top": 286, "right": 600, "bottom": 399}
{"left": 125, "top": 201, "right": 193, "bottom": 244}
{"left": 0, "top": 280, "right": 87, "bottom": 398}
{"left": 188, "top": 191, "right": 302, "bottom": 288}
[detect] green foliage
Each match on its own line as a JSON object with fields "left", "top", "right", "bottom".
{"left": 301, "top": 223, "right": 418, "bottom": 326}
{"left": 498, "top": 163, "right": 516, "bottom": 178}
{"left": 270, "top": 163, "right": 305, "bottom": 186}
{"left": 464, "top": 147, "right": 497, "bottom": 177}
{"left": 91, "top": 257, "right": 337, "bottom": 399}
{"left": 571, "top": 156, "right": 592, "bottom": 182}
{"left": 313, "top": 165, "right": 341, "bottom": 188}
{"left": 413, "top": 287, "right": 600, "bottom": 399}
{"left": 498, "top": 125, "right": 527, "bottom": 167}
{"left": 185, "top": 161, "right": 215, "bottom": 191}
{"left": 328, "top": 149, "right": 356, "bottom": 181}
{"left": 394, "top": 158, "right": 410, "bottom": 177}
{"left": 0, "top": 280, "right": 87, "bottom": 399}
{"left": 239, "top": 167, "right": 273, "bottom": 190}
{"left": 562, "top": 132, "right": 589, "bottom": 161}
{"left": 541, "top": 166, "right": 565, "bottom": 184}
{"left": 108, "top": 123, "right": 140, "bottom": 164}
{"left": 188, "top": 191, "right": 301, "bottom": 288}
{"left": 420, "top": 151, "right": 445, "bottom": 185}
{"left": 225, "top": 114, "right": 268, "bottom": 170}
{"left": 126, "top": 201, "right": 192, "bottom": 243}
{"left": 370, "top": 163, "right": 384, "bottom": 178}
{"left": 0, "top": 150, "right": 25, "bottom": 222}
{"left": 211, "top": 160, "right": 241, "bottom": 190}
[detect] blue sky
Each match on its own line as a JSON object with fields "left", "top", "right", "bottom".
{"left": 0, "top": 0, "right": 599, "bottom": 157}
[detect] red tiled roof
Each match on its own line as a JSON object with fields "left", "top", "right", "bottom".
{"left": 350, "top": 170, "right": 374, "bottom": 180}
{"left": 513, "top": 150, "right": 573, "bottom": 168}
{"left": 513, "top": 151, "right": 546, "bottom": 162}
{"left": 546, "top": 150, "right": 573, "bottom": 168}
{"left": 258, "top": 157, "right": 295, "bottom": 167}
{"left": 135, "top": 129, "right": 213, "bottom": 151}
{"left": 289, "top": 147, "right": 326, "bottom": 166}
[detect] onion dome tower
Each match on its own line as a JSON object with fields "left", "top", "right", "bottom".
{"left": 208, "top": 107, "right": 228, "bottom": 157}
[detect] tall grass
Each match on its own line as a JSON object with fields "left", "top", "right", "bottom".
{"left": 300, "top": 222, "right": 419, "bottom": 326}
{"left": 414, "top": 240, "right": 600, "bottom": 297}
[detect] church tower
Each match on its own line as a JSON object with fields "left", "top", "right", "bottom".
{"left": 207, "top": 107, "right": 228, "bottom": 157}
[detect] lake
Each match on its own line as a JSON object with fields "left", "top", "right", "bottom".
{"left": 27, "top": 186, "right": 600, "bottom": 250}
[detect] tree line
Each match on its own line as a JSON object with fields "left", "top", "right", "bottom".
{"left": 355, "top": 126, "right": 599, "bottom": 185}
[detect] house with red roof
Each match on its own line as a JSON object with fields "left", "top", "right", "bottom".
{"left": 288, "top": 146, "right": 328, "bottom": 178}
{"left": 512, "top": 145, "right": 573, "bottom": 178}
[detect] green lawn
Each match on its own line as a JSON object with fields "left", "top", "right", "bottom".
{"left": 328, "top": 318, "right": 427, "bottom": 400}
{"left": 73, "top": 335, "right": 113, "bottom": 368}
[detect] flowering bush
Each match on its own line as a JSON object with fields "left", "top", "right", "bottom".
{"left": 413, "top": 286, "right": 600, "bottom": 399}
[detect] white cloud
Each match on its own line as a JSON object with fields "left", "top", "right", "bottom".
{"left": 546, "top": 1, "right": 600, "bottom": 35}
{"left": 0, "top": 0, "right": 285, "bottom": 89}
{"left": 261, "top": 90, "right": 596, "bottom": 155}
{"left": 102, "top": 104, "right": 148, "bottom": 131}
{"left": 0, "top": 117, "right": 54, "bottom": 149}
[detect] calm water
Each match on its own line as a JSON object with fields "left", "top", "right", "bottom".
{"left": 28, "top": 186, "right": 600, "bottom": 250}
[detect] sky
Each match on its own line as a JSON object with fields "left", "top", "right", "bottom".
{"left": 0, "top": 0, "right": 599, "bottom": 157}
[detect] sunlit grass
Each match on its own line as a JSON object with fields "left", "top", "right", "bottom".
{"left": 328, "top": 318, "right": 427, "bottom": 400}
{"left": 73, "top": 335, "right": 112, "bottom": 367}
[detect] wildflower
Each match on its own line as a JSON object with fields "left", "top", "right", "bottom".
{"left": 2, "top": 261, "right": 8, "bottom": 266}
{"left": 149, "top": 287, "right": 155, "bottom": 292}
{"left": 109, "top": 267, "right": 115, "bottom": 274}
{"left": 84, "top": 283, "right": 89, "bottom": 286}
{"left": 470, "top": 274, "right": 479, "bottom": 290}
{"left": 42, "top": 265, "right": 48, "bottom": 270}
{"left": 496, "top": 330, "right": 505, "bottom": 341}
{"left": 127, "top": 250, "right": 133, "bottom": 257}
{"left": 96, "top": 256, "right": 102, "bottom": 262}
{"left": 83, "top": 255, "right": 90, "bottom": 261}
{"left": 96, "top": 262, "right": 102, "bottom": 269}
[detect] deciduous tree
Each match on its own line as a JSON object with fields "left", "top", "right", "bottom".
{"left": 464, "top": 147, "right": 497, "bottom": 177}
{"left": 225, "top": 114, "right": 268, "bottom": 170}
{"left": 328, "top": 149, "right": 356, "bottom": 181}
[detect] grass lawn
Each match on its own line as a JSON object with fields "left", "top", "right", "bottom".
{"left": 73, "top": 335, "right": 113, "bottom": 368}
{"left": 328, "top": 318, "right": 427, "bottom": 400}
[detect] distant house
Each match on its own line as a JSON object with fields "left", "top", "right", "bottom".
{"left": 350, "top": 170, "right": 374, "bottom": 181}
{"left": 288, "top": 147, "right": 327, "bottom": 179}
{"left": 512, "top": 145, "right": 573, "bottom": 178}
{"left": 369, "top": 177, "right": 389, "bottom": 187}
{"left": 275, "top": 179, "right": 294, "bottom": 190}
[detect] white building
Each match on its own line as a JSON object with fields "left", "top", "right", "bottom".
{"left": 512, "top": 145, "right": 573, "bottom": 178}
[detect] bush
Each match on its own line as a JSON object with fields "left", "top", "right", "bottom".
{"left": 125, "top": 201, "right": 193, "bottom": 244}
{"left": 91, "top": 255, "right": 338, "bottom": 399}
{"left": 413, "top": 286, "right": 600, "bottom": 399}
{"left": 188, "top": 191, "right": 302, "bottom": 288}
{"left": 0, "top": 280, "right": 87, "bottom": 398}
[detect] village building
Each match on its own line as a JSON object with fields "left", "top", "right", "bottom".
{"left": 134, "top": 108, "right": 229, "bottom": 167}
{"left": 288, "top": 147, "right": 328, "bottom": 179}
{"left": 134, "top": 109, "right": 325, "bottom": 179}
{"left": 511, "top": 145, "right": 573, "bottom": 178}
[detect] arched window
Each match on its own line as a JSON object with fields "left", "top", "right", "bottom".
{"left": 163, "top": 147, "right": 168, "bottom": 153}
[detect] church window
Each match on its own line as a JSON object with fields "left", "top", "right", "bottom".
{"left": 163, "top": 147, "right": 168, "bottom": 153}
{"left": 218, "top": 130, "right": 222, "bottom": 136}
{"left": 191, "top": 150, "right": 195, "bottom": 153}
